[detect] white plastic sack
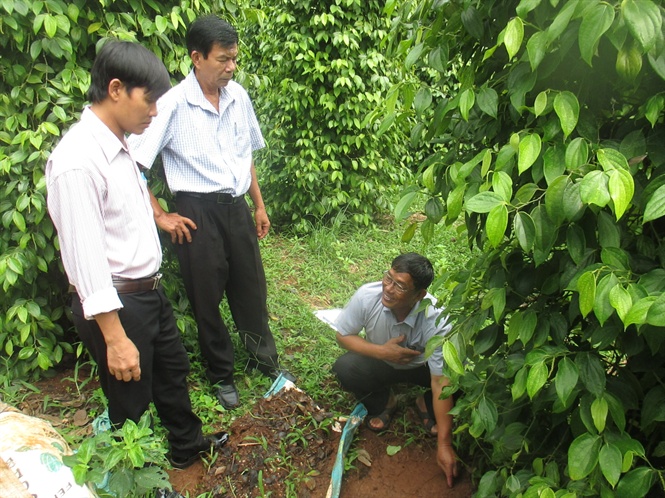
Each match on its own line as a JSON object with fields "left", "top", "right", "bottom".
{"left": 0, "top": 402, "right": 96, "bottom": 498}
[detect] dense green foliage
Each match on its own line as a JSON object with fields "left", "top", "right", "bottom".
{"left": 0, "top": 0, "right": 221, "bottom": 381}
{"left": 243, "top": 0, "right": 414, "bottom": 230}
{"left": 388, "top": 0, "right": 665, "bottom": 496}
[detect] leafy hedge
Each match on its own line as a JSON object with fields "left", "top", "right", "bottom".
{"left": 243, "top": 0, "right": 414, "bottom": 231}
{"left": 0, "top": 0, "right": 221, "bottom": 381}
{"left": 389, "top": 0, "right": 665, "bottom": 496}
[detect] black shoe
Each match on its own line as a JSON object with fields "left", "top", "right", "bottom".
{"left": 216, "top": 383, "right": 240, "bottom": 410}
{"left": 168, "top": 431, "right": 229, "bottom": 470}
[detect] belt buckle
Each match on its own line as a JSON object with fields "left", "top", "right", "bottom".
{"left": 151, "top": 273, "right": 162, "bottom": 290}
{"left": 216, "top": 193, "right": 235, "bottom": 204}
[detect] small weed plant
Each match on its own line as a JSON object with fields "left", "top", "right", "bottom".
{"left": 63, "top": 411, "right": 171, "bottom": 498}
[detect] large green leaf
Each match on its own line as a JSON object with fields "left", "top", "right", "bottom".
{"left": 515, "top": 211, "right": 536, "bottom": 252}
{"left": 518, "top": 133, "right": 542, "bottom": 173}
{"left": 555, "top": 357, "right": 579, "bottom": 405}
{"left": 566, "top": 225, "right": 586, "bottom": 265}
{"left": 599, "top": 443, "right": 622, "bottom": 488}
{"left": 544, "top": 175, "right": 568, "bottom": 225}
{"left": 492, "top": 171, "right": 513, "bottom": 202}
{"left": 508, "top": 309, "right": 538, "bottom": 345}
{"left": 486, "top": 204, "right": 508, "bottom": 247}
{"left": 643, "top": 184, "right": 665, "bottom": 223}
{"left": 577, "top": 271, "right": 596, "bottom": 318}
{"left": 532, "top": 205, "right": 556, "bottom": 266}
{"left": 609, "top": 285, "right": 632, "bottom": 322}
{"left": 504, "top": 17, "right": 524, "bottom": 59}
{"left": 446, "top": 185, "right": 465, "bottom": 222}
{"left": 608, "top": 168, "right": 634, "bottom": 220}
{"left": 394, "top": 190, "right": 418, "bottom": 220}
{"left": 646, "top": 292, "right": 665, "bottom": 326}
{"left": 527, "top": 361, "right": 548, "bottom": 399}
{"left": 641, "top": 385, "right": 665, "bottom": 427}
{"left": 578, "top": 3, "right": 615, "bottom": 67}
{"left": 478, "top": 396, "right": 498, "bottom": 433}
{"left": 466, "top": 191, "right": 505, "bottom": 213}
{"left": 553, "top": 91, "right": 579, "bottom": 139}
{"left": 565, "top": 137, "right": 589, "bottom": 171}
{"left": 591, "top": 396, "right": 608, "bottom": 433}
{"left": 615, "top": 467, "right": 657, "bottom": 497}
{"left": 622, "top": 0, "right": 663, "bottom": 53}
{"left": 442, "top": 340, "right": 464, "bottom": 375}
{"left": 624, "top": 296, "right": 657, "bottom": 328}
{"left": 477, "top": 85, "right": 498, "bottom": 118}
{"left": 597, "top": 148, "right": 630, "bottom": 171}
{"left": 576, "top": 352, "right": 606, "bottom": 397}
{"left": 526, "top": 30, "right": 549, "bottom": 70}
{"left": 547, "top": 0, "right": 579, "bottom": 42}
{"left": 580, "top": 171, "right": 610, "bottom": 207}
{"left": 459, "top": 88, "right": 475, "bottom": 122}
{"left": 568, "top": 433, "right": 601, "bottom": 480}
{"left": 594, "top": 273, "right": 618, "bottom": 325}
{"left": 543, "top": 145, "right": 565, "bottom": 184}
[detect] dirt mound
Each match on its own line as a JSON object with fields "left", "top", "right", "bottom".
{"left": 172, "top": 385, "right": 340, "bottom": 497}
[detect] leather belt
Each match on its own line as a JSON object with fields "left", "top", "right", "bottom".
{"left": 177, "top": 191, "right": 242, "bottom": 204}
{"left": 68, "top": 274, "right": 162, "bottom": 294}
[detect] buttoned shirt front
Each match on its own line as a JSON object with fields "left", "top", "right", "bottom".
{"left": 335, "top": 281, "right": 451, "bottom": 375}
{"left": 46, "top": 108, "right": 162, "bottom": 319}
{"left": 127, "top": 71, "right": 265, "bottom": 196}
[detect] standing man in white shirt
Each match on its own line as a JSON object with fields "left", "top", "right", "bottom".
{"left": 46, "top": 41, "right": 228, "bottom": 470}
{"left": 333, "top": 253, "right": 458, "bottom": 488}
{"left": 128, "top": 15, "right": 292, "bottom": 411}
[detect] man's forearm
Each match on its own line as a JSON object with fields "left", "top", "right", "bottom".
{"left": 431, "top": 375, "right": 454, "bottom": 445}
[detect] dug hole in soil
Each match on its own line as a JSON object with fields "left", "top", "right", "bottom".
{"left": 169, "top": 384, "right": 474, "bottom": 497}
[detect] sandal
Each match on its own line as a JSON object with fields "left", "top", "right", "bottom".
{"left": 415, "top": 396, "right": 437, "bottom": 437}
{"left": 366, "top": 400, "right": 397, "bottom": 433}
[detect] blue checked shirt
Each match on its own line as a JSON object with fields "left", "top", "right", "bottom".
{"left": 128, "top": 71, "right": 265, "bottom": 196}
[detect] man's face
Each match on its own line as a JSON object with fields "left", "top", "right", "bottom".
{"left": 381, "top": 269, "right": 420, "bottom": 311}
{"left": 194, "top": 43, "right": 238, "bottom": 88}
{"left": 117, "top": 86, "right": 157, "bottom": 136}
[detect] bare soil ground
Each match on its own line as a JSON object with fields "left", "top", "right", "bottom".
{"left": 21, "top": 369, "right": 474, "bottom": 497}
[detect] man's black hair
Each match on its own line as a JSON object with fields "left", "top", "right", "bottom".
{"left": 391, "top": 253, "right": 435, "bottom": 291}
{"left": 186, "top": 15, "right": 238, "bottom": 58}
{"left": 88, "top": 40, "right": 171, "bottom": 104}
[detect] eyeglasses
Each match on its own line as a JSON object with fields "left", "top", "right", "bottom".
{"left": 382, "top": 270, "right": 412, "bottom": 295}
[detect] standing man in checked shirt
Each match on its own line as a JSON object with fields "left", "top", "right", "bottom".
{"left": 128, "top": 15, "right": 293, "bottom": 411}
{"left": 46, "top": 41, "right": 228, "bottom": 470}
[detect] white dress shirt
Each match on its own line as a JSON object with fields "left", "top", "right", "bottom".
{"left": 46, "top": 108, "right": 162, "bottom": 319}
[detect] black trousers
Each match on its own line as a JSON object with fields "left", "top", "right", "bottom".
{"left": 174, "top": 194, "right": 279, "bottom": 385}
{"left": 333, "top": 351, "right": 435, "bottom": 417}
{"left": 71, "top": 288, "right": 206, "bottom": 460}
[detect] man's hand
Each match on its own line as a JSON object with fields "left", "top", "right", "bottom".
{"left": 106, "top": 335, "right": 141, "bottom": 382}
{"left": 380, "top": 335, "right": 421, "bottom": 364}
{"left": 437, "top": 443, "right": 458, "bottom": 487}
{"left": 254, "top": 206, "right": 271, "bottom": 240}
{"left": 155, "top": 211, "right": 197, "bottom": 244}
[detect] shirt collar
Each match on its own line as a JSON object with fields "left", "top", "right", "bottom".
{"left": 81, "top": 107, "right": 128, "bottom": 164}
{"left": 184, "top": 70, "right": 235, "bottom": 112}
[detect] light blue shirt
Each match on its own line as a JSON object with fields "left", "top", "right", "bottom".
{"left": 128, "top": 71, "right": 265, "bottom": 196}
{"left": 335, "top": 281, "right": 451, "bottom": 375}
